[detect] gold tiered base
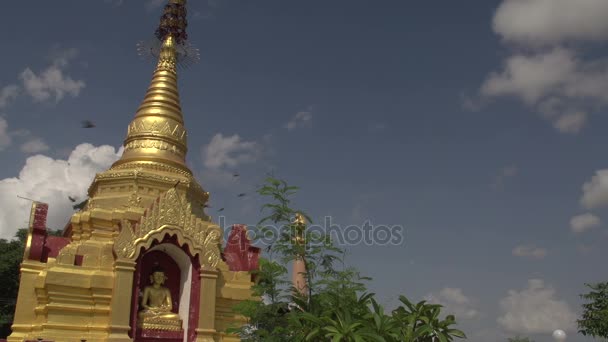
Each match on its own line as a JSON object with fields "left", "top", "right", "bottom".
{"left": 138, "top": 316, "right": 183, "bottom": 331}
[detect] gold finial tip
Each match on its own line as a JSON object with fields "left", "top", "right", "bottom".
{"left": 294, "top": 213, "right": 306, "bottom": 225}
{"left": 163, "top": 35, "right": 175, "bottom": 46}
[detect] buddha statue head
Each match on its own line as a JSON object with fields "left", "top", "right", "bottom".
{"left": 149, "top": 266, "right": 168, "bottom": 286}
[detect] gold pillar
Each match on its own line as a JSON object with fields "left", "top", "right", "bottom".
{"left": 8, "top": 261, "right": 45, "bottom": 342}
{"left": 196, "top": 268, "right": 218, "bottom": 342}
{"left": 107, "top": 259, "right": 136, "bottom": 342}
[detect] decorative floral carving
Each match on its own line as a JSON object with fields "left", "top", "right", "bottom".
{"left": 203, "top": 229, "right": 221, "bottom": 268}
{"left": 94, "top": 170, "right": 190, "bottom": 188}
{"left": 124, "top": 139, "right": 185, "bottom": 157}
{"left": 128, "top": 192, "right": 142, "bottom": 208}
{"left": 112, "top": 162, "right": 192, "bottom": 177}
{"left": 112, "top": 188, "right": 222, "bottom": 268}
{"left": 127, "top": 119, "right": 187, "bottom": 145}
{"left": 114, "top": 220, "right": 136, "bottom": 259}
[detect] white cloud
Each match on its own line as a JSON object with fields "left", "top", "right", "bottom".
{"left": 0, "top": 117, "right": 11, "bottom": 151}
{"left": 493, "top": 0, "right": 608, "bottom": 46}
{"left": 498, "top": 279, "right": 577, "bottom": 334}
{"left": 49, "top": 47, "right": 79, "bottom": 68}
{"left": 481, "top": 49, "right": 577, "bottom": 104}
{"left": 0, "top": 85, "right": 19, "bottom": 109}
{"left": 553, "top": 111, "right": 587, "bottom": 134}
{"left": 580, "top": 169, "right": 608, "bottom": 209}
{"left": 480, "top": 48, "right": 608, "bottom": 134}
{"left": 20, "top": 48, "right": 85, "bottom": 103}
{"left": 285, "top": 110, "right": 313, "bottom": 131}
{"left": 477, "top": 0, "right": 608, "bottom": 134}
{"left": 21, "top": 67, "right": 85, "bottom": 103}
{"left": 570, "top": 213, "right": 601, "bottom": 233}
{"left": 0, "top": 143, "right": 122, "bottom": 240}
{"left": 426, "top": 287, "right": 479, "bottom": 320}
{"left": 20, "top": 138, "right": 50, "bottom": 154}
{"left": 202, "top": 133, "right": 262, "bottom": 170}
{"left": 512, "top": 244, "right": 547, "bottom": 259}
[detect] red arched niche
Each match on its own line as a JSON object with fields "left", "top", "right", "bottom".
{"left": 130, "top": 234, "right": 201, "bottom": 342}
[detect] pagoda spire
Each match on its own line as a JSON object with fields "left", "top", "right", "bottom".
{"left": 292, "top": 213, "right": 308, "bottom": 296}
{"left": 112, "top": 0, "right": 191, "bottom": 174}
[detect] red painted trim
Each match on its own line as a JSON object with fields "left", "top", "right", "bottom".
{"left": 43, "top": 236, "right": 70, "bottom": 261}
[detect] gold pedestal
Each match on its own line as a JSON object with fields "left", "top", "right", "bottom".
{"left": 137, "top": 316, "right": 183, "bottom": 332}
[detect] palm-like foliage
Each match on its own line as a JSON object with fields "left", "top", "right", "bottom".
{"left": 231, "top": 177, "right": 467, "bottom": 342}
{"left": 392, "top": 296, "right": 466, "bottom": 342}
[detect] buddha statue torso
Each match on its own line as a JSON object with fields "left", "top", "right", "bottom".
{"left": 137, "top": 268, "right": 183, "bottom": 331}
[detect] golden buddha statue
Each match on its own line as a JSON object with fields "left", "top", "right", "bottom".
{"left": 137, "top": 267, "right": 183, "bottom": 331}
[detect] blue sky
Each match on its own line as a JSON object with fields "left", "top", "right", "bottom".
{"left": 1, "top": 1, "right": 607, "bottom": 341}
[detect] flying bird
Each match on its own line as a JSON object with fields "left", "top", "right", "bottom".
{"left": 72, "top": 199, "right": 88, "bottom": 211}
{"left": 217, "top": 208, "right": 225, "bottom": 212}
{"left": 237, "top": 193, "right": 246, "bottom": 197}
{"left": 81, "top": 120, "right": 96, "bottom": 128}
{"left": 68, "top": 196, "right": 76, "bottom": 202}
{"left": 233, "top": 173, "right": 239, "bottom": 178}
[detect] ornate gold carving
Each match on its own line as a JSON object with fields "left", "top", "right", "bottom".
{"left": 94, "top": 170, "right": 189, "bottom": 186}
{"left": 139, "top": 319, "right": 183, "bottom": 331}
{"left": 202, "top": 229, "right": 221, "bottom": 269}
{"left": 114, "top": 220, "right": 136, "bottom": 259}
{"left": 111, "top": 162, "right": 192, "bottom": 177}
{"left": 157, "top": 57, "right": 177, "bottom": 73}
{"left": 128, "top": 120, "right": 187, "bottom": 144}
{"left": 128, "top": 192, "right": 142, "bottom": 208}
{"left": 111, "top": 188, "right": 221, "bottom": 268}
{"left": 124, "top": 139, "right": 185, "bottom": 157}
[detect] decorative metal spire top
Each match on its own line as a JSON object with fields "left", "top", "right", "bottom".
{"left": 111, "top": 0, "right": 194, "bottom": 174}
{"left": 137, "top": 0, "right": 199, "bottom": 68}
{"left": 155, "top": 0, "right": 188, "bottom": 44}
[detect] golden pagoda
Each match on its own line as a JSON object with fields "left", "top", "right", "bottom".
{"left": 8, "top": 1, "right": 256, "bottom": 341}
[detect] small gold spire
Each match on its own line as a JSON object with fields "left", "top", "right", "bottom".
{"left": 112, "top": 34, "right": 190, "bottom": 174}
{"left": 294, "top": 213, "right": 306, "bottom": 226}
{"left": 293, "top": 213, "right": 306, "bottom": 245}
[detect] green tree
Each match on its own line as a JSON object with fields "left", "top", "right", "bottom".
{"left": 391, "top": 296, "right": 465, "bottom": 342}
{"left": 0, "top": 229, "right": 28, "bottom": 338}
{"left": 0, "top": 228, "right": 63, "bottom": 338}
{"left": 578, "top": 282, "right": 608, "bottom": 339}
{"left": 231, "top": 177, "right": 466, "bottom": 342}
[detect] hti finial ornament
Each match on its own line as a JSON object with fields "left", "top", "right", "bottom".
{"left": 155, "top": 0, "right": 188, "bottom": 44}
{"left": 137, "top": 0, "right": 200, "bottom": 68}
